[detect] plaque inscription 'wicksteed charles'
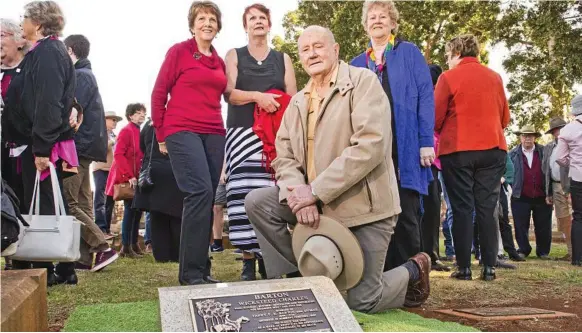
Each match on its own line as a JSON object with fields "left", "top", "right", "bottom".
{"left": 188, "top": 289, "right": 333, "bottom": 332}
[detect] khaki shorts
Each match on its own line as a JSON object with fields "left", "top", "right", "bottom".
{"left": 552, "top": 182, "right": 571, "bottom": 218}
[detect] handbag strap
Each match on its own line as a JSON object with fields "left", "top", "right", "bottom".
{"left": 146, "top": 129, "right": 155, "bottom": 167}
{"left": 29, "top": 162, "right": 66, "bottom": 221}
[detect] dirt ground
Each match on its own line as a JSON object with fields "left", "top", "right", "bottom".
{"left": 408, "top": 267, "right": 582, "bottom": 332}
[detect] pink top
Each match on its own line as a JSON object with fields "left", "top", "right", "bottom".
{"left": 556, "top": 116, "right": 582, "bottom": 182}
{"left": 433, "top": 133, "right": 441, "bottom": 170}
{"left": 40, "top": 139, "right": 79, "bottom": 181}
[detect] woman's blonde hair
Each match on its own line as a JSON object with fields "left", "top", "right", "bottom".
{"left": 445, "top": 34, "right": 480, "bottom": 58}
{"left": 361, "top": 1, "right": 399, "bottom": 35}
{"left": 23, "top": 1, "right": 65, "bottom": 37}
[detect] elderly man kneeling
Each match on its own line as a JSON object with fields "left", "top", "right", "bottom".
{"left": 245, "top": 26, "right": 430, "bottom": 313}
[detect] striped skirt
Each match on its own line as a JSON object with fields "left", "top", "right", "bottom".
{"left": 225, "top": 127, "right": 275, "bottom": 252}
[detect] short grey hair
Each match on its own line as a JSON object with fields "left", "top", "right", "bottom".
{"left": 300, "top": 25, "right": 336, "bottom": 44}
{"left": 1, "top": 18, "right": 29, "bottom": 53}
{"left": 361, "top": 1, "right": 399, "bottom": 35}
{"left": 23, "top": 1, "right": 65, "bottom": 37}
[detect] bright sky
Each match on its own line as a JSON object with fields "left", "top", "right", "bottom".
{"left": 3, "top": 0, "right": 580, "bottom": 127}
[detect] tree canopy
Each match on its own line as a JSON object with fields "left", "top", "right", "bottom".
{"left": 272, "top": 0, "right": 582, "bottom": 132}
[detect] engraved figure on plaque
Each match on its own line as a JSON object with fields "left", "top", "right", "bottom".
{"left": 195, "top": 299, "right": 249, "bottom": 332}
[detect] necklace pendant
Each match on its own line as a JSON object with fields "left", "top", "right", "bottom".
{"left": 257, "top": 61, "right": 262, "bottom": 65}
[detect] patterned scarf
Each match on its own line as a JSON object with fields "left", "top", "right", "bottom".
{"left": 365, "top": 35, "right": 396, "bottom": 83}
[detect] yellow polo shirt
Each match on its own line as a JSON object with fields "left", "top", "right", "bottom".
{"left": 304, "top": 64, "right": 339, "bottom": 183}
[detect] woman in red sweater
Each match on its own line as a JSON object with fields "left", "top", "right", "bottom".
{"left": 106, "top": 103, "right": 146, "bottom": 257}
{"left": 434, "top": 34, "right": 510, "bottom": 281}
{"left": 151, "top": 0, "right": 226, "bottom": 285}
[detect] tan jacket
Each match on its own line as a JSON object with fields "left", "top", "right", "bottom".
{"left": 93, "top": 132, "right": 116, "bottom": 172}
{"left": 273, "top": 61, "right": 401, "bottom": 228}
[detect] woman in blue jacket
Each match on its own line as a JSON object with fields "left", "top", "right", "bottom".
{"left": 351, "top": 0, "right": 435, "bottom": 270}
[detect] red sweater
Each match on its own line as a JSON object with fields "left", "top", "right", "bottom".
{"left": 105, "top": 123, "right": 143, "bottom": 196}
{"left": 151, "top": 39, "right": 226, "bottom": 142}
{"left": 521, "top": 151, "right": 545, "bottom": 199}
{"left": 434, "top": 57, "right": 510, "bottom": 156}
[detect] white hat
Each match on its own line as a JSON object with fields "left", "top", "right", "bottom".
{"left": 292, "top": 216, "right": 364, "bottom": 290}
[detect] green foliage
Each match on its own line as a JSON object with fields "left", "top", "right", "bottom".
{"left": 273, "top": 0, "right": 582, "bottom": 130}
{"left": 272, "top": 0, "right": 501, "bottom": 88}
{"left": 495, "top": 0, "right": 582, "bottom": 131}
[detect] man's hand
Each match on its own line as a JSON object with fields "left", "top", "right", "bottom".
{"left": 295, "top": 204, "right": 320, "bottom": 229}
{"left": 69, "top": 107, "right": 82, "bottom": 131}
{"left": 501, "top": 177, "right": 506, "bottom": 184}
{"left": 546, "top": 196, "right": 553, "bottom": 205}
{"left": 287, "top": 184, "right": 317, "bottom": 214}
{"left": 34, "top": 157, "right": 50, "bottom": 171}
{"left": 420, "top": 147, "right": 435, "bottom": 167}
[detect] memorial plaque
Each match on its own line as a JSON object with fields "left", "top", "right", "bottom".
{"left": 159, "top": 276, "right": 362, "bottom": 332}
{"left": 189, "top": 289, "right": 332, "bottom": 332}
{"left": 454, "top": 307, "right": 555, "bottom": 317}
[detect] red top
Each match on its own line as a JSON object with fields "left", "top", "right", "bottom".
{"left": 151, "top": 38, "right": 227, "bottom": 142}
{"left": 521, "top": 150, "right": 545, "bottom": 199}
{"left": 434, "top": 57, "right": 510, "bottom": 156}
{"left": 105, "top": 123, "right": 143, "bottom": 196}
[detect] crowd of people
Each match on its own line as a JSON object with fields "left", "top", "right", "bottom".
{"left": 1, "top": 0, "right": 581, "bottom": 314}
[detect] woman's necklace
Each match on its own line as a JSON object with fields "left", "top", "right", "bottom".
{"left": 249, "top": 46, "right": 270, "bottom": 65}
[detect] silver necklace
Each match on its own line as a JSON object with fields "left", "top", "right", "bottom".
{"left": 250, "top": 46, "right": 270, "bottom": 65}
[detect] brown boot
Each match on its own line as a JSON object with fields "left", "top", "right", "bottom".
{"left": 132, "top": 243, "right": 144, "bottom": 256}
{"left": 558, "top": 216, "right": 573, "bottom": 258}
{"left": 120, "top": 245, "right": 139, "bottom": 259}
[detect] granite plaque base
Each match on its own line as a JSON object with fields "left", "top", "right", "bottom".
{"left": 159, "top": 276, "right": 361, "bottom": 332}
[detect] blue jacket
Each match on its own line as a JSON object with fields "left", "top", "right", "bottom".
{"left": 351, "top": 41, "right": 435, "bottom": 195}
{"left": 73, "top": 58, "right": 107, "bottom": 162}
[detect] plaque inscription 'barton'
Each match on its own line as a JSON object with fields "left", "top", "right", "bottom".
{"left": 188, "top": 289, "right": 333, "bottom": 332}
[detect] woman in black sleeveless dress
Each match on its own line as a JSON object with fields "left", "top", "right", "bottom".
{"left": 224, "top": 4, "right": 297, "bottom": 281}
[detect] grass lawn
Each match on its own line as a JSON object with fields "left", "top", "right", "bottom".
{"left": 46, "top": 242, "right": 582, "bottom": 332}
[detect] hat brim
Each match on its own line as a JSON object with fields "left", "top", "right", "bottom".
{"left": 545, "top": 125, "right": 566, "bottom": 134}
{"left": 292, "top": 216, "right": 364, "bottom": 291}
{"left": 514, "top": 131, "right": 542, "bottom": 137}
{"left": 105, "top": 115, "right": 123, "bottom": 121}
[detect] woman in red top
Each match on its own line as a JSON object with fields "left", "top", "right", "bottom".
{"left": 106, "top": 103, "right": 146, "bottom": 257}
{"left": 435, "top": 35, "right": 510, "bottom": 281}
{"left": 151, "top": 0, "right": 226, "bottom": 286}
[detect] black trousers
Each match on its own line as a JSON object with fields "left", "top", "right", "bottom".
{"left": 12, "top": 146, "right": 75, "bottom": 275}
{"left": 166, "top": 131, "right": 225, "bottom": 283}
{"left": 498, "top": 183, "right": 518, "bottom": 256}
{"left": 511, "top": 196, "right": 552, "bottom": 257}
{"left": 421, "top": 166, "right": 441, "bottom": 263}
{"left": 440, "top": 148, "right": 506, "bottom": 268}
{"left": 385, "top": 185, "right": 421, "bottom": 271}
{"left": 571, "top": 180, "right": 582, "bottom": 263}
{"left": 150, "top": 211, "right": 181, "bottom": 263}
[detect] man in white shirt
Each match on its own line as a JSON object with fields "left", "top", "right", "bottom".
{"left": 509, "top": 125, "right": 553, "bottom": 259}
{"left": 542, "top": 117, "right": 571, "bottom": 261}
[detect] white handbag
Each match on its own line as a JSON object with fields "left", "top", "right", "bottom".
{"left": 9, "top": 163, "right": 81, "bottom": 262}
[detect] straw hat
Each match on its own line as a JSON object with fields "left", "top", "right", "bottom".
{"left": 514, "top": 124, "right": 541, "bottom": 137}
{"left": 292, "top": 216, "right": 364, "bottom": 291}
{"left": 104, "top": 111, "right": 122, "bottom": 122}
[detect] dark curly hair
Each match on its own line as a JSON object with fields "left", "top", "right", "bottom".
{"left": 125, "top": 103, "right": 146, "bottom": 121}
